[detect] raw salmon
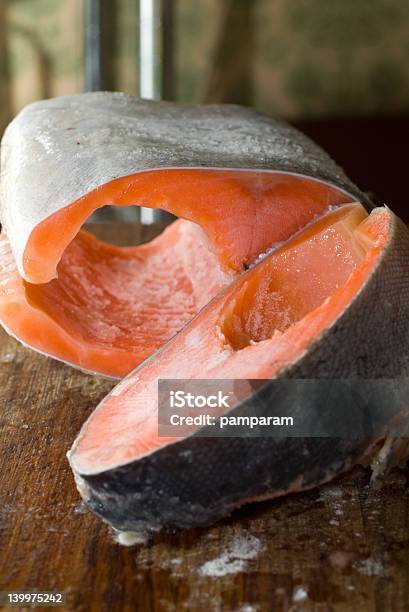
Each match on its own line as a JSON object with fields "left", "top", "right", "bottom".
{"left": 0, "top": 93, "right": 369, "bottom": 285}
{"left": 0, "top": 93, "right": 364, "bottom": 376}
{"left": 1, "top": 93, "right": 409, "bottom": 537}
{"left": 68, "top": 202, "right": 409, "bottom": 533}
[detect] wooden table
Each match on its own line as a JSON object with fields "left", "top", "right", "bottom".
{"left": 1, "top": 224, "right": 409, "bottom": 611}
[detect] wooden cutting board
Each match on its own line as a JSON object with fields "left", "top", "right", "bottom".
{"left": 1, "top": 225, "right": 408, "bottom": 612}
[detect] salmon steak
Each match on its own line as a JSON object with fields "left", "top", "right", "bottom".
{"left": 1, "top": 93, "right": 409, "bottom": 536}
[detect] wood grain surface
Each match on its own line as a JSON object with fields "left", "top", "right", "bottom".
{"left": 1, "top": 224, "right": 409, "bottom": 612}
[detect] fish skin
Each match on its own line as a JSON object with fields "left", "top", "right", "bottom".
{"left": 69, "top": 212, "right": 409, "bottom": 533}
{"left": 75, "top": 437, "right": 368, "bottom": 534}
{"left": 0, "top": 93, "right": 370, "bottom": 281}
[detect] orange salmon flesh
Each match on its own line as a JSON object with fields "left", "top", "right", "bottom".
{"left": 23, "top": 170, "right": 350, "bottom": 283}
{"left": 70, "top": 202, "right": 390, "bottom": 474}
{"left": 0, "top": 170, "right": 356, "bottom": 378}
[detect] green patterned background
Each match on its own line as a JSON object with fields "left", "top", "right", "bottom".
{"left": 1, "top": 0, "right": 409, "bottom": 135}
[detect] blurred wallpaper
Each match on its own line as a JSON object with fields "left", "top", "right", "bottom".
{"left": 1, "top": 0, "right": 409, "bottom": 136}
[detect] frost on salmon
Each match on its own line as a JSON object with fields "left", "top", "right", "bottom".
{"left": 0, "top": 220, "right": 230, "bottom": 377}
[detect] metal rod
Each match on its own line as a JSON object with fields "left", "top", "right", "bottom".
{"left": 139, "top": 0, "right": 156, "bottom": 99}
{"left": 139, "top": 0, "right": 174, "bottom": 100}
{"left": 139, "top": 0, "right": 174, "bottom": 225}
{"left": 84, "top": 0, "right": 103, "bottom": 91}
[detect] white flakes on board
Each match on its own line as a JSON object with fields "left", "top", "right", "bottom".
{"left": 292, "top": 587, "right": 308, "bottom": 603}
{"left": 114, "top": 529, "right": 149, "bottom": 546}
{"left": 198, "top": 532, "right": 262, "bottom": 577}
{"left": 354, "top": 558, "right": 385, "bottom": 577}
